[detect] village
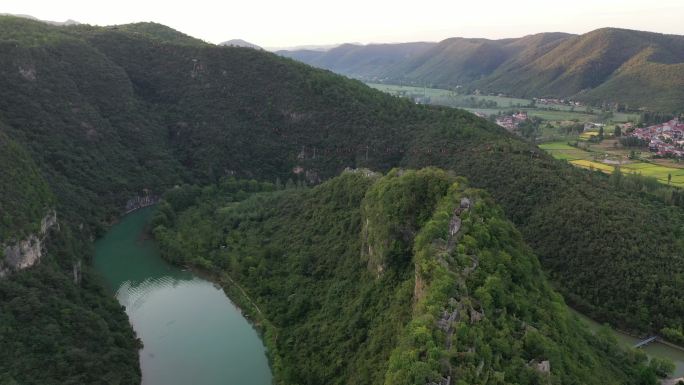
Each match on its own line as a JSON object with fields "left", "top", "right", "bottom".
{"left": 631, "top": 118, "right": 684, "bottom": 158}
{"left": 493, "top": 111, "right": 529, "bottom": 131}
{"left": 534, "top": 97, "right": 584, "bottom": 108}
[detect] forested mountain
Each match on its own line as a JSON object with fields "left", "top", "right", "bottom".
{"left": 0, "top": 15, "right": 683, "bottom": 383}
{"left": 151, "top": 169, "right": 667, "bottom": 385}
{"left": 220, "top": 39, "right": 262, "bottom": 49}
{"left": 278, "top": 41, "right": 436, "bottom": 80}
{"left": 279, "top": 28, "right": 684, "bottom": 111}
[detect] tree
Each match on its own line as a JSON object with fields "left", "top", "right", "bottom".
{"left": 598, "top": 126, "right": 605, "bottom": 141}
{"left": 614, "top": 125, "right": 622, "bottom": 137}
{"left": 610, "top": 165, "right": 623, "bottom": 187}
{"left": 648, "top": 357, "right": 675, "bottom": 378}
{"left": 668, "top": 173, "right": 672, "bottom": 185}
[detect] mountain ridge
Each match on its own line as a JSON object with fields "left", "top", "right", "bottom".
{"left": 220, "top": 38, "right": 262, "bottom": 49}
{"left": 279, "top": 27, "right": 684, "bottom": 111}
{"left": 1, "top": 16, "right": 683, "bottom": 383}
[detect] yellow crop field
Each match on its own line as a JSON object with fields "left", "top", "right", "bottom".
{"left": 570, "top": 159, "right": 615, "bottom": 173}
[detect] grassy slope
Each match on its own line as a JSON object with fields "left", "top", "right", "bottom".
{"left": 153, "top": 169, "right": 661, "bottom": 385}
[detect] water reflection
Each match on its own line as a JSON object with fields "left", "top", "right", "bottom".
{"left": 93, "top": 207, "right": 272, "bottom": 385}
{"left": 570, "top": 308, "right": 684, "bottom": 377}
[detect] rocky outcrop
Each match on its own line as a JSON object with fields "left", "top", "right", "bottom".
{"left": 343, "top": 167, "right": 381, "bottom": 178}
{"left": 446, "top": 197, "right": 472, "bottom": 252}
{"left": 1, "top": 210, "right": 58, "bottom": 277}
{"left": 427, "top": 376, "right": 451, "bottom": 385}
{"left": 18, "top": 65, "right": 37, "bottom": 81}
{"left": 529, "top": 359, "right": 551, "bottom": 374}
{"left": 124, "top": 191, "right": 158, "bottom": 214}
{"left": 72, "top": 259, "right": 82, "bottom": 285}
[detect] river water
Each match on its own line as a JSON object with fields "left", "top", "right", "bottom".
{"left": 90, "top": 205, "right": 684, "bottom": 382}
{"left": 93, "top": 206, "right": 272, "bottom": 385}
{"left": 570, "top": 309, "right": 684, "bottom": 377}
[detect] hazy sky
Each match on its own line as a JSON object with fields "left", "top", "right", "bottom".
{"left": 4, "top": 0, "right": 684, "bottom": 48}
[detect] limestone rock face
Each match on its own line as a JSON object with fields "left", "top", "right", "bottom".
{"left": 4, "top": 234, "right": 42, "bottom": 269}
{"left": 1, "top": 210, "right": 57, "bottom": 277}
{"left": 125, "top": 193, "right": 158, "bottom": 213}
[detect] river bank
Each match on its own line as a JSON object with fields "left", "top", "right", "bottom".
{"left": 570, "top": 308, "right": 684, "bottom": 378}
{"left": 93, "top": 207, "right": 272, "bottom": 385}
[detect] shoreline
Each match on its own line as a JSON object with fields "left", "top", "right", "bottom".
{"left": 179, "top": 264, "right": 282, "bottom": 382}
{"left": 135, "top": 216, "right": 282, "bottom": 382}
{"left": 101, "top": 205, "right": 279, "bottom": 383}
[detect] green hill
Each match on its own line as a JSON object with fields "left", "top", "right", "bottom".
{"left": 0, "top": 129, "right": 54, "bottom": 242}
{"left": 280, "top": 28, "right": 684, "bottom": 111}
{"left": 151, "top": 169, "right": 663, "bottom": 385}
{"left": 1, "top": 15, "right": 684, "bottom": 382}
{"left": 278, "top": 42, "right": 436, "bottom": 81}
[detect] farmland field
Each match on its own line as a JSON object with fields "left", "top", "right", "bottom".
{"left": 528, "top": 109, "right": 596, "bottom": 122}
{"left": 540, "top": 142, "right": 684, "bottom": 187}
{"left": 538, "top": 142, "right": 590, "bottom": 161}
{"left": 366, "top": 83, "right": 532, "bottom": 108}
{"left": 570, "top": 159, "right": 615, "bottom": 173}
{"left": 579, "top": 132, "right": 599, "bottom": 140}
{"left": 367, "top": 83, "right": 637, "bottom": 125}
{"left": 621, "top": 163, "right": 684, "bottom": 186}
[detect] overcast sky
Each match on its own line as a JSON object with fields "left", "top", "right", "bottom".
{"left": 4, "top": 0, "right": 684, "bottom": 49}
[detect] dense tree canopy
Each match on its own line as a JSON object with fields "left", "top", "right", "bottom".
{"left": 152, "top": 170, "right": 669, "bottom": 384}
{"left": 0, "top": 15, "right": 683, "bottom": 383}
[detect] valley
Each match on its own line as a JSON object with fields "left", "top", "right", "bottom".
{"left": 150, "top": 169, "right": 672, "bottom": 384}
{"left": 367, "top": 82, "right": 684, "bottom": 190}
{"left": 280, "top": 28, "right": 684, "bottom": 112}
{"left": 1, "top": 13, "right": 684, "bottom": 385}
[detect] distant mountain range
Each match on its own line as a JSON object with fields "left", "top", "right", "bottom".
{"left": 219, "top": 39, "right": 262, "bottom": 50}
{"left": 0, "top": 13, "right": 79, "bottom": 26}
{"left": 278, "top": 28, "right": 684, "bottom": 112}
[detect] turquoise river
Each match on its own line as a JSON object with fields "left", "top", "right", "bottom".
{"left": 93, "top": 206, "right": 272, "bottom": 385}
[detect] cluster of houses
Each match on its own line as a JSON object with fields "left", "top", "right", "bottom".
{"left": 495, "top": 111, "right": 529, "bottom": 131}
{"left": 631, "top": 119, "right": 684, "bottom": 158}
{"left": 534, "top": 97, "right": 583, "bottom": 107}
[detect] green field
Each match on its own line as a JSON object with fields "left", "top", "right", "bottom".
{"left": 368, "top": 83, "right": 639, "bottom": 125}
{"left": 366, "top": 83, "right": 532, "bottom": 108}
{"left": 533, "top": 106, "right": 638, "bottom": 122}
{"left": 539, "top": 141, "right": 684, "bottom": 187}
{"left": 527, "top": 109, "right": 597, "bottom": 122}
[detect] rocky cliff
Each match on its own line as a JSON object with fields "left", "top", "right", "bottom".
{"left": 124, "top": 192, "right": 159, "bottom": 214}
{"left": 1, "top": 210, "right": 57, "bottom": 277}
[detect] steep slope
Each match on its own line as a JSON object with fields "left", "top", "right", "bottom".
{"left": 392, "top": 33, "right": 570, "bottom": 87}
{"left": 0, "top": 16, "right": 183, "bottom": 232}
{"left": 2, "top": 13, "right": 684, "bottom": 333}
{"left": 282, "top": 28, "right": 684, "bottom": 111}
{"left": 1, "top": 16, "right": 684, "bottom": 382}
{"left": 0, "top": 13, "right": 80, "bottom": 26}
{"left": 220, "top": 39, "right": 262, "bottom": 49}
{"left": 278, "top": 42, "right": 436, "bottom": 80}
{"left": 152, "top": 169, "right": 662, "bottom": 385}
{"left": 478, "top": 28, "right": 684, "bottom": 103}
{"left": 0, "top": 129, "right": 54, "bottom": 243}
{"left": 0, "top": 128, "right": 140, "bottom": 383}
{"left": 394, "top": 38, "right": 513, "bottom": 85}
{"left": 278, "top": 33, "right": 571, "bottom": 87}
{"left": 581, "top": 47, "right": 684, "bottom": 111}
